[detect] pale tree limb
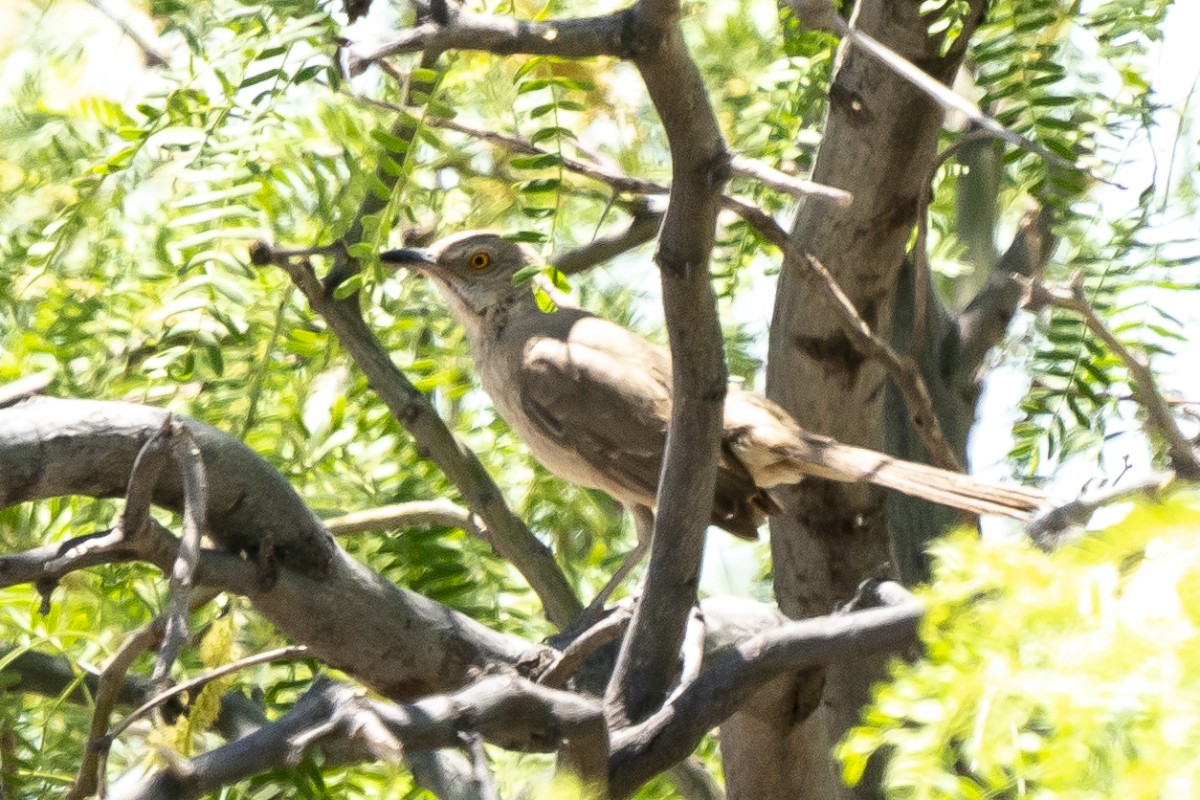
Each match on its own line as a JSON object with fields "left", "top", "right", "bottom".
{"left": 0, "top": 372, "right": 54, "bottom": 408}
{"left": 1019, "top": 275, "right": 1200, "bottom": 479}
{"left": 324, "top": 499, "right": 485, "bottom": 539}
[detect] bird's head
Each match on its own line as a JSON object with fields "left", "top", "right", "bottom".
{"left": 380, "top": 231, "right": 543, "bottom": 331}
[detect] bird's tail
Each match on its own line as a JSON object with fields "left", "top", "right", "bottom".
{"left": 796, "top": 441, "right": 1045, "bottom": 519}
{"left": 725, "top": 391, "right": 1045, "bottom": 520}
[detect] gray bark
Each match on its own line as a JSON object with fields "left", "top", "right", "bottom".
{"left": 760, "top": 1, "right": 988, "bottom": 798}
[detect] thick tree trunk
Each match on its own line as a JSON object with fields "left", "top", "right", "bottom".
{"left": 735, "top": 1, "right": 988, "bottom": 798}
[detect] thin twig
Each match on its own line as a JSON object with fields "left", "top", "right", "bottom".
{"left": 67, "top": 589, "right": 221, "bottom": 800}
{"left": 152, "top": 427, "right": 209, "bottom": 686}
{"left": 344, "top": 92, "right": 851, "bottom": 215}
{"left": 110, "top": 646, "right": 311, "bottom": 741}
{"left": 539, "top": 604, "right": 635, "bottom": 689}
{"left": 324, "top": 499, "right": 485, "bottom": 539}
{"left": 1028, "top": 471, "right": 1175, "bottom": 549}
{"left": 728, "top": 155, "right": 852, "bottom": 206}
{"left": 1019, "top": 275, "right": 1200, "bottom": 479}
{"left": 82, "top": 0, "right": 170, "bottom": 67}
{"left": 800, "top": 252, "right": 963, "bottom": 470}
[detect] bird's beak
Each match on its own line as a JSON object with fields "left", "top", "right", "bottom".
{"left": 379, "top": 247, "right": 436, "bottom": 271}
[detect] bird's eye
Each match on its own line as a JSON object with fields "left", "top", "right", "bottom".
{"left": 468, "top": 251, "right": 491, "bottom": 270}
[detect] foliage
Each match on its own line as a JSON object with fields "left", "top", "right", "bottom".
{"left": 841, "top": 492, "right": 1200, "bottom": 798}
{"left": 958, "top": 0, "right": 1197, "bottom": 475}
{"left": 0, "top": 0, "right": 1196, "bottom": 796}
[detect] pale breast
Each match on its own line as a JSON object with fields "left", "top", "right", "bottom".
{"left": 473, "top": 326, "right": 641, "bottom": 503}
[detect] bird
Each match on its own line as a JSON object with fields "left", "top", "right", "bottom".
{"left": 380, "top": 231, "right": 1045, "bottom": 544}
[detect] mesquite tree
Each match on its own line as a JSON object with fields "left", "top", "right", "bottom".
{"left": 0, "top": 0, "right": 1195, "bottom": 798}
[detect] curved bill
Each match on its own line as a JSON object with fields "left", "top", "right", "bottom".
{"left": 379, "top": 248, "right": 436, "bottom": 269}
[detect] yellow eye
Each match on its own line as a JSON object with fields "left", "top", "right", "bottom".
{"left": 468, "top": 251, "right": 491, "bottom": 270}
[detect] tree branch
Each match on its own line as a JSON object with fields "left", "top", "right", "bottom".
{"left": 553, "top": 204, "right": 664, "bottom": 276}
{"left": 608, "top": 601, "right": 923, "bottom": 798}
{"left": 349, "top": 10, "right": 634, "bottom": 68}
{"left": 82, "top": 0, "right": 170, "bottom": 67}
{"left": 605, "top": 1, "right": 728, "bottom": 728}
{"left": 799, "top": 252, "right": 963, "bottom": 471}
{"left": 1019, "top": 275, "right": 1200, "bottom": 478}
{"left": 728, "top": 155, "right": 852, "bottom": 206}
{"left": 325, "top": 499, "right": 484, "bottom": 539}
{"left": 958, "top": 204, "right": 1058, "bottom": 372}
{"left": 118, "top": 675, "right": 609, "bottom": 800}
{"left": 152, "top": 425, "right": 208, "bottom": 685}
{"left": 1028, "top": 471, "right": 1175, "bottom": 549}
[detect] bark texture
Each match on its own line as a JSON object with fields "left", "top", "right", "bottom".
{"left": 759, "top": 1, "right": 988, "bottom": 797}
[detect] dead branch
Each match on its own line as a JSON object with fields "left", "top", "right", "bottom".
{"left": 153, "top": 426, "right": 208, "bottom": 685}
{"left": 800, "top": 252, "right": 963, "bottom": 471}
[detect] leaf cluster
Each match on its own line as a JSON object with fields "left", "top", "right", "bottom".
{"left": 841, "top": 492, "right": 1200, "bottom": 797}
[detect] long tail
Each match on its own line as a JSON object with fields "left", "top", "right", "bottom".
{"left": 725, "top": 393, "right": 1045, "bottom": 520}
{"left": 798, "top": 441, "right": 1045, "bottom": 519}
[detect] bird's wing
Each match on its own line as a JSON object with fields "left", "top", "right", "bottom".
{"left": 516, "top": 315, "right": 672, "bottom": 506}
{"left": 514, "top": 316, "right": 777, "bottom": 538}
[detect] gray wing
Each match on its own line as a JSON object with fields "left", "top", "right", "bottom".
{"left": 517, "top": 315, "right": 672, "bottom": 507}
{"left": 516, "top": 315, "right": 776, "bottom": 538}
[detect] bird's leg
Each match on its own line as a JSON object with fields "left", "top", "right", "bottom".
{"left": 569, "top": 505, "right": 653, "bottom": 632}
